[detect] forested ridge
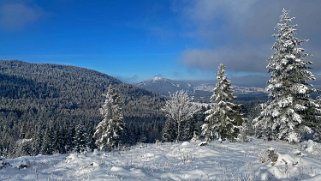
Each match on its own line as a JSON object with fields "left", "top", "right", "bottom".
{"left": 0, "top": 60, "right": 165, "bottom": 157}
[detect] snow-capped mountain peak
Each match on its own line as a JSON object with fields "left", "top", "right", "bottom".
{"left": 152, "top": 76, "right": 165, "bottom": 81}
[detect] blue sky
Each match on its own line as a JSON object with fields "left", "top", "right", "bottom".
{"left": 0, "top": 0, "right": 321, "bottom": 85}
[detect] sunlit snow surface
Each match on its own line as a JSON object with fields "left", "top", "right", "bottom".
{"left": 1, "top": 139, "right": 321, "bottom": 181}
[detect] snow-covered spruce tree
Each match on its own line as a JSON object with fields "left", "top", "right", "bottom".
{"left": 93, "top": 85, "right": 124, "bottom": 151}
{"left": 73, "top": 123, "right": 90, "bottom": 153}
{"left": 162, "top": 90, "right": 199, "bottom": 142}
{"left": 201, "top": 64, "right": 245, "bottom": 142}
{"left": 40, "top": 128, "right": 54, "bottom": 155}
{"left": 161, "top": 118, "right": 177, "bottom": 142}
{"left": 253, "top": 9, "right": 321, "bottom": 143}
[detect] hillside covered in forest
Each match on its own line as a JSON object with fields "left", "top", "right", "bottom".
{"left": 0, "top": 60, "right": 165, "bottom": 157}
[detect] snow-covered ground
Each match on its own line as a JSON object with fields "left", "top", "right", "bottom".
{"left": 1, "top": 139, "right": 321, "bottom": 181}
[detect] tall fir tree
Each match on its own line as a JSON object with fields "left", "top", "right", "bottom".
{"left": 253, "top": 9, "right": 321, "bottom": 143}
{"left": 93, "top": 85, "right": 124, "bottom": 151}
{"left": 202, "top": 64, "right": 245, "bottom": 141}
{"left": 161, "top": 118, "right": 177, "bottom": 142}
{"left": 73, "top": 123, "right": 90, "bottom": 153}
{"left": 162, "top": 90, "right": 199, "bottom": 142}
{"left": 40, "top": 128, "right": 54, "bottom": 155}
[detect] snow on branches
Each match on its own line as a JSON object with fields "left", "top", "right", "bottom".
{"left": 162, "top": 90, "right": 199, "bottom": 142}
{"left": 93, "top": 85, "right": 124, "bottom": 151}
{"left": 254, "top": 9, "right": 321, "bottom": 143}
{"left": 202, "top": 64, "right": 245, "bottom": 142}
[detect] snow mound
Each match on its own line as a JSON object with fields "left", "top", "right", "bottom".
{"left": 129, "top": 168, "right": 146, "bottom": 177}
{"left": 293, "top": 149, "right": 303, "bottom": 156}
{"left": 110, "top": 166, "right": 126, "bottom": 172}
{"left": 90, "top": 162, "right": 99, "bottom": 167}
{"left": 302, "top": 140, "right": 321, "bottom": 155}
{"left": 181, "top": 141, "right": 190, "bottom": 146}
{"left": 65, "top": 153, "right": 79, "bottom": 163}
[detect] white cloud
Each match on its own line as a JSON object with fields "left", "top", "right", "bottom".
{"left": 0, "top": 2, "right": 43, "bottom": 30}
{"left": 176, "top": 0, "right": 321, "bottom": 74}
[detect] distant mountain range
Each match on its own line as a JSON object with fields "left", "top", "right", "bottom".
{"left": 136, "top": 76, "right": 267, "bottom": 101}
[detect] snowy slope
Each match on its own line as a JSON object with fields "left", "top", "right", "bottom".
{"left": 1, "top": 139, "right": 321, "bottom": 181}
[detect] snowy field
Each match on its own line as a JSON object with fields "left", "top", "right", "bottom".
{"left": 1, "top": 139, "right": 321, "bottom": 181}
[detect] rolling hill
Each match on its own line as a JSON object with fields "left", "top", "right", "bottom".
{"left": 0, "top": 60, "right": 165, "bottom": 157}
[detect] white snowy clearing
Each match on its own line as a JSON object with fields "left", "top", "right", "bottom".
{"left": 1, "top": 139, "right": 321, "bottom": 181}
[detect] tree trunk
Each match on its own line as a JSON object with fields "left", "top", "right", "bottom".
{"left": 176, "top": 121, "right": 181, "bottom": 142}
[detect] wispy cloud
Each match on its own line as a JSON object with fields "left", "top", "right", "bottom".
{"left": 0, "top": 1, "right": 43, "bottom": 30}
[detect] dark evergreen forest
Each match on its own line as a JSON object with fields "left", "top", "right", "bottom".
{"left": 0, "top": 60, "right": 166, "bottom": 157}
